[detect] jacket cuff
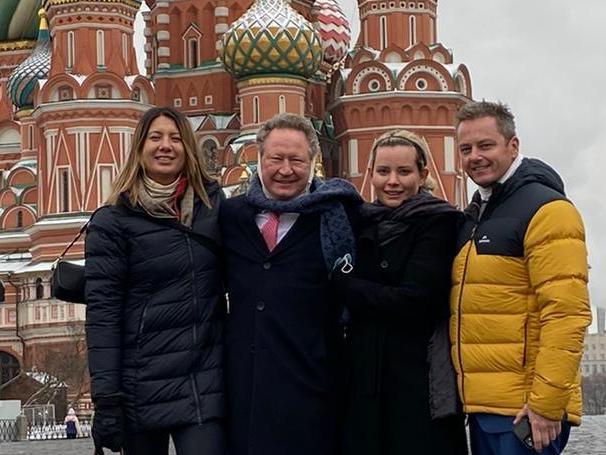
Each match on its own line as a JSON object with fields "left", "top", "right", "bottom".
{"left": 94, "top": 394, "right": 121, "bottom": 408}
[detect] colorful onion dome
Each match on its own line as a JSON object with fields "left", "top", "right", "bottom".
{"left": 7, "top": 8, "right": 51, "bottom": 111}
{"left": 312, "top": 0, "right": 351, "bottom": 66}
{"left": 220, "top": 0, "right": 323, "bottom": 79}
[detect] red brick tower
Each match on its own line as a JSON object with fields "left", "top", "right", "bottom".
{"left": 330, "top": 0, "right": 472, "bottom": 204}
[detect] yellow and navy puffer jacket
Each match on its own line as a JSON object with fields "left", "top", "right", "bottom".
{"left": 450, "top": 158, "right": 591, "bottom": 425}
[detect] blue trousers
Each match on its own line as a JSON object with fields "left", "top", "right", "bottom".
{"left": 469, "top": 414, "right": 571, "bottom": 455}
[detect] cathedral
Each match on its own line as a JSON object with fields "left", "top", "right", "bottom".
{"left": 0, "top": 0, "right": 472, "bottom": 413}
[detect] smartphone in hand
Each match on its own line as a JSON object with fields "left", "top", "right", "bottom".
{"left": 513, "top": 416, "right": 534, "bottom": 450}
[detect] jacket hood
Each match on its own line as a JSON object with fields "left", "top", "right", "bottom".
{"left": 472, "top": 158, "right": 565, "bottom": 205}
{"left": 507, "top": 158, "right": 565, "bottom": 196}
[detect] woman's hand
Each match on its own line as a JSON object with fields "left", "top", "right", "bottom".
{"left": 92, "top": 396, "right": 125, "bottom": 453}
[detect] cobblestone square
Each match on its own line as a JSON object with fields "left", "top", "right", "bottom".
{"left": 1, "top": 416, "right": 605, "bottom": 455}
{"left": 0, "top": 438, "right": 177, "bottom": 455}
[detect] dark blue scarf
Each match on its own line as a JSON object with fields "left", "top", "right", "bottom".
{"left": 246, "top": 174, "right": 362, "bottom": 273}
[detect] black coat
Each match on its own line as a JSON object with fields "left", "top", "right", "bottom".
{"left": 85, "top": 184, "right": 225, "bottom": 432}
{"left": 220, "top": 195, "right": 342, "bottom": 455}
{"left": 333, "top": 206, "right": 467, "bottom": 455}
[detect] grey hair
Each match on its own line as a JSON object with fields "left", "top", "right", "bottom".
{"left": 455, "top": 100, "right": 517, "bottom": 141}
{"left": 256, "top": 113, "right": 320, "bottom": 158}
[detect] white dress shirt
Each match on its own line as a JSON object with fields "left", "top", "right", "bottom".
{"left": 255, "top": 212, "right": 299, "bottom": 245}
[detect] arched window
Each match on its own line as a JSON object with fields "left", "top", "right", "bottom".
{"left": 96, "top": 30, "right": 105, "bottom": 67}
{"left": 152, "top": 38, "right": 158, "bottom": 74}
{"left": 187, "top": 39, "right": 198, "bottom": 68}
{"left": 35, "top": 278, "right": 44, "bottom": 300}
{"left": 0, "top": 352, "right": 20, "bottom": 384}
{"left": 28, "top": 125, "right": 34, "bottom": 149}
{"left": 122, "top": 33, "right": 129, "bottom": 63}
{"left": 409, "top": 16, "right": 417, "bottom": 46}
{"left": 279, "top": 95, "right": 286, "bottom": 113}
{"left": 58, "top": 168, "right": 70, "bottom": 212}
{"left": 0, "top": 282, "right": 5, "bottom": 303}
{"left": 16, "top": 211, "right": 23, "bottom": 228}
{"left": 202, "top": 139, "right": 219, "bottom": 174}
{"left": 67, "top": 31, "right": 75, "bottom": 69}
{"left": 379, "top": 16, "right": 388, "bottom": 50}
{"left": 252, "top": 96, "right": 260, "bottom": 124}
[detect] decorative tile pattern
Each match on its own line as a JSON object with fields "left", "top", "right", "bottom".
{"left": 7, "top": 14, "right": 50, "bottom": 110}
{"left": 220, "top": 0, "right": 322, "bottom": 79}
{"left": 312, "top": 0, "right": 351, "bottom": 66}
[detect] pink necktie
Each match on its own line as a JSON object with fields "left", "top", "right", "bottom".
{"left": 261, "top": 212, "right": 280, "bottom": 251}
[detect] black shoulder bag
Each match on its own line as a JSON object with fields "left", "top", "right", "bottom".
{"left": 50, "top": 206, "right": 220, "bottom": 304}
{"left": 50, "top": 206, "right": 106, "bottom": 304}
{"left": 50, "top": 220, "right": 90, "bottom": 304}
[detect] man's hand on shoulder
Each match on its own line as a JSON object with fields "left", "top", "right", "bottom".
{"left": 514, "top": 404, "right": 562, "bottom": 453}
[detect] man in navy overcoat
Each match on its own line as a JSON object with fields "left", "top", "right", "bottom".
{"left": 220, "top": 113, "right": 361, "bottom": 455}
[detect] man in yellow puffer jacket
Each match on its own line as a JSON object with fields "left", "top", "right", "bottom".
{"left": 450, "top": 101, "right": 591, "bottom": 454}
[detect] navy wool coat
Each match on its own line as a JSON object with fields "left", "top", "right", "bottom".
{"left": 220, "top": 195, "right": 343, "bottom": 455}
{"left": 85, "top": 184, "right": 225, "bottom": 432}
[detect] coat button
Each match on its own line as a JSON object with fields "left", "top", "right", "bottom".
{"left": 380, "top": 260, "right": 389, "bottom": 269}
{"left": 256, "top": 301, "right": 265, "bottom": 311}
{"left": 263, "top": 262, "right": 271, "bottom": 270}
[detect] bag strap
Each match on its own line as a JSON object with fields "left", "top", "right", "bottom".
{"left": 131, "top": 210, "right": 220, "bottom": 256}
{"left": 53, "top": 206, "right": 106, "bottom": 268}
{"left": 115, "top": 201, "right": 221, "bottom": 256}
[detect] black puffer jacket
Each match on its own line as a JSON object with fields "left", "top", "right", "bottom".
{"left": 85, "top": 183, "right": 225, "bottom": 432}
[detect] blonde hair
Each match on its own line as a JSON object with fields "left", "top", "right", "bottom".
{"left": 106, "top": 107, "right": 213, "bottom": 207}
{"left": 370, "top": 129, "right": 436, "bottom": 192}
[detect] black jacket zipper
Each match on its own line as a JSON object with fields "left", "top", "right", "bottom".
{"left": 185, "top": 235, "right": 203, "bottom": 425}
{"left": 455, "top": 222, "right": 478, "bottom": 406}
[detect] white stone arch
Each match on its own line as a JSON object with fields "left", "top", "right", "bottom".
{"left": 352, "top": 66, "right": 393, "bottom": 94}
{"left": 398, "top": 64, "right": 449, "bottom": 91}
{"left": 455, "top": 71, "right": 469, "bottom": 96}
{"left": 0, "top": 127, "right": 20, "bottom": 148}
{"left": 223, "top": 134, "right": 239, "bottom": 147}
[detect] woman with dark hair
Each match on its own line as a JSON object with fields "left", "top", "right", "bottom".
{"left": 333, "top": 130, "right": 468, "bottom": 455}
{"left": 85, "top": 107, "right": 225, "bottom": 455}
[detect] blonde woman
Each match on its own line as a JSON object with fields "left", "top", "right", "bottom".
{"left": 85, "top": 107, "right": 225, "bottom": 455}
{"left": 333, "top": 130, "right": 467, "bottom": 455}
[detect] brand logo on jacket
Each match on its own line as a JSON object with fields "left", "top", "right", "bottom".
{"left": 478, "top": 235, "right": 491, "bottom": 244}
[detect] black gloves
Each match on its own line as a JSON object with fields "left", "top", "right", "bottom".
{"left": 92, "top": 395, "right": 125, "bottom": 453}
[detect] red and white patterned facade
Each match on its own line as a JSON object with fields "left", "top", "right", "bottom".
{"left": 0, "top": 0, "right": 472, "bottom": 411}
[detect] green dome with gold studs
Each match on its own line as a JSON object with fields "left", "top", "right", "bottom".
{"left": 220, "top": 0, "right": 322, "bottom": 79}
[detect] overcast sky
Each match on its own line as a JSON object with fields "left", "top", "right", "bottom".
{"left": 338, "top": 0, "right": 605, "bottom": 318}
{"left": 135, "top": 1, "right": 605, "bottom": 320}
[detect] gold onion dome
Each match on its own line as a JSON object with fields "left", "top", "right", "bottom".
{"left": 220, "top": 0, "right": 323, "bottom": 79}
